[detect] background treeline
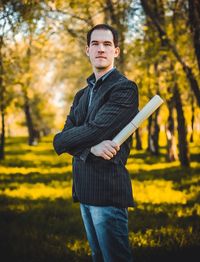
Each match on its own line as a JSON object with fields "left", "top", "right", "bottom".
{"left": 0, "top": 0, "right": 199, "bottom": 165}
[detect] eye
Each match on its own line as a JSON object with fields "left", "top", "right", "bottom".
{"left": 104, "top": 42, "right": 112, "bottom": 46}
{"left": 91, "top": 42, "right": 98, "bottom": 45}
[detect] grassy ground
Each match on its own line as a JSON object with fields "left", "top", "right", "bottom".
{"left": 0, "top": 136, "right": 199, "bottom": 262}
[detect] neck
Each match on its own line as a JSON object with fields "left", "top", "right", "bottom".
{"left": 93, "top": 65, "right": 114, "bottom": 81}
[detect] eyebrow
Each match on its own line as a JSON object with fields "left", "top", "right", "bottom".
{"left": 91, "top": 40, "right": 113, "bottom": 44}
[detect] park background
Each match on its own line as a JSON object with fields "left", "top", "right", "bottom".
{"left": 0, "top": 0, "right": 200, "bottom": 261}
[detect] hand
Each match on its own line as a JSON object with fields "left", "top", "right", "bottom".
{"left": 90, "top": 140, "right": 120, "bottom": 160}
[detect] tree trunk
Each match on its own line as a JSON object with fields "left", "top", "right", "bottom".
{"left": 22, "top": 40, "right": 40, "bottom": 145}
{"left": 188, "top": 0, "right": 200, "bottom": 70}
{"left": 166, "top": 98, "right": 178, "bottom": 161}
{"left": 152, "top": 108, "right": 160, "bottom": 155}
{"left": 151, "top": 62, "right": 160, "bottom": 155}
{"left": 135, "top": 128, "right": 142, "bottom": 150}
{"left": 190, "top": 95, "right": 195, "bottom": 142}
{"left": 147, "top": 110, "right": 160, "bottom": 155}
{"left": 174, "top": 84, "right": 190, "bottom": 167}
{"left": 23, "top": 92, "right": 39, "bottom": 146}
{"left": 146, "top": 61, "right": 160, "bottom": 155}
{"left": 147, "top": 115, "right": 155, "bottom": 153}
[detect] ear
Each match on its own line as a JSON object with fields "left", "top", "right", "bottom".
{"left": 114, "top": 47, "right": 120, "bottom": 58}
{"left": 85, "top": 46, "right": 89, "bottom": 56}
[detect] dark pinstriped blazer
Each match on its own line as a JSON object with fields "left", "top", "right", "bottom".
{"left": 53, "top": 68, "right": 139, "bottom": 208}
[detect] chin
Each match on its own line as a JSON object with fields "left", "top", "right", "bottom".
{"left": 95, "top": 64, "right": 110, "bottom": 70}
{"left": 96, "top": 66, "right": 107, "bottom": 70}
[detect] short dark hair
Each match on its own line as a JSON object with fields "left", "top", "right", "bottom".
{"left": 87, "top": 24, "right": 119, "bottom": 47}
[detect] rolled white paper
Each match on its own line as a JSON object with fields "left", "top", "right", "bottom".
{"left": 112, "top": 95, "right": 164, "bottom": 145}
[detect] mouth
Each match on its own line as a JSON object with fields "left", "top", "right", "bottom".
{"left": 96, "top": 56, "right": 106, "bottom": 59}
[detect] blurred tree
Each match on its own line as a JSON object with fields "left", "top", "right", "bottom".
{"left": 12, "top": 31, "right": 57, "bottom": 145}
{"left": 135, "top": 129, "right": 142, "bottom": 150}
{"left": 130, "top": 17, "right": 163, "bottom": 155}
{"left": 0, "top": 0, "right": 56, "bottom": 147}
{"left": 0, "top": 3, "right": 17, "bottom": 159}
{"left": 190, "top": 94, "right": 195, "bottom": 142}
{"left": 140, "top": 0, "right": 200, "bottom": 106}
{"left": 22, "top": 36, "right": 40, "bottom": 145}
{"left": 165, "top": 90, "right": 178, "bottom": 162}
{"left": 126, "top": 0, "right": 192, "bottom": 166}
{"left": 139, "top": 0, "right": 191, "bottom": 165}
{"left": 173, "top": 82, "right": 190, "bottom": 167}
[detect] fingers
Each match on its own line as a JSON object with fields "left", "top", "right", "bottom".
{"left": 102, "top": 153, "right": 112, "bottom": 160}
{"left": 101, "top": 140, "right": 120, "bottom": 160}
{"left": 99, "top": 148, "right": 113, "bottom": 160}
{"left": 109, "top": 141, "right": 120, "bottom": 151}
{"left": 104, "top": 149, "right": 114, "bottom": 159}
{"left": 105, "top": 145, "right": 117, "bottom": 155}
{"left": 104, "top": 141, "right": 120, "bottom": 152}
{"left": 91, "top": 140, "right": 120, "bottom": 160}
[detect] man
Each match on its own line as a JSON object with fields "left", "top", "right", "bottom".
{"left": 53, "top": 24, "right": 139, "bottom": 261}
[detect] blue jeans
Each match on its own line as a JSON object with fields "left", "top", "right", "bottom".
{"left": 80, "top": 204, "right": 133, "bottom": 262}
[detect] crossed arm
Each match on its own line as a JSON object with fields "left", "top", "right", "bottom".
{"left": 53, "top": 81, "right": 139, "bottom": 160}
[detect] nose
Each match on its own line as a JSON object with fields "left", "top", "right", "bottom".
{"left": 98, "top": 43, "right": 105, "bottom": 52}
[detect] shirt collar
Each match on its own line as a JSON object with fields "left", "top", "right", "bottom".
{"left": 87, "top": 67, "right": 116, "bottom": 87}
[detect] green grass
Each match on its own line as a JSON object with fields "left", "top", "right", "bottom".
{"left": 0, "top": 136, "right": 200, "bottom": 262}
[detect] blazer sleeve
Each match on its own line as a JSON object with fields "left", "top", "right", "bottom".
{"left": 54, "top": 88, "right": 91, "bottom": 158}
{"left": 53, "top": 80, "right": 139, "bottom": 155}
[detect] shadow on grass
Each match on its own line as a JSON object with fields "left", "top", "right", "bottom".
{"left": 0, "top": 171, "right": 72, "bottom": 186}
{"left": 130, "top": 145, "right": 200, "bottom": 165}
{"left": 130, "top": 165, "right": 200, "bottom": 182}
{"left": 129, "top": 203, "right": 200, "bottom": 232}
{"left": 0, "top": 196, "right": 199, "bottom": 262}
{"left": 0, "top": 196, "right": 90, "bottom": 262}
{"left": 7, "top": 149, "right": 56, "bottom": 156}
{"left": 0, "top": 158, "right": 72, "bottom": 168}
{"left": 133, "top": 246, "right": 200, "bottom": 262}
{"left": 129, "top": 149, "right": 167, "bottom": 164}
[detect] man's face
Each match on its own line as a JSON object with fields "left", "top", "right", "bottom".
{"left": 86, "top": 29, "right": 120, "bottom": 71}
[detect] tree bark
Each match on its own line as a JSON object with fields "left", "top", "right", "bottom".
{"left": 174, "top": 84, "right": 190, "bottom": 167}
